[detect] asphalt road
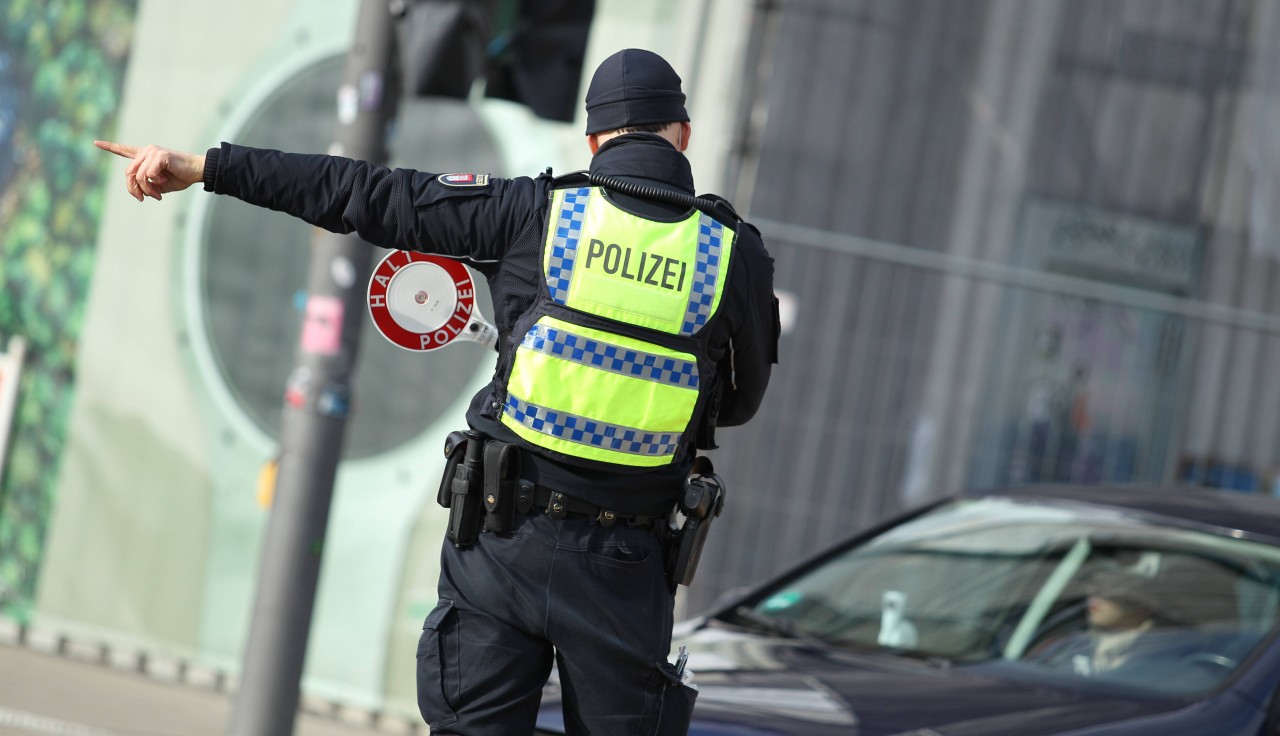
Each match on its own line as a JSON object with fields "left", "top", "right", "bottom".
{"left": 0, "top": 644, "right": 420, "bottom": 736}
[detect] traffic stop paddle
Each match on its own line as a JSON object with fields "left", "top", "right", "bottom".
{"left": 367, "top": 250, "right": 498, "bottom": 351}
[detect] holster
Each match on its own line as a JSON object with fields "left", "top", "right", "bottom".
{"left": 667, "top": 458, "right": 726, "bottom": 587}
{"left": 443, "top": 430, "right": 485, "bottom": 548}
{"left": 436, "top": 430, "right": 469, "bottom": 509}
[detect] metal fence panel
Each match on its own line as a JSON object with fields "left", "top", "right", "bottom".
{"left": 687, "top": 0, "right": 1280, "bottom": 617}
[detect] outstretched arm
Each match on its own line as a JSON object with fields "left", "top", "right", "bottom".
{"left": 95, "top": 140, "right": 205, "bottom": 202}
{"left": 98, "top": 140, "right": 540, "bottom": 261}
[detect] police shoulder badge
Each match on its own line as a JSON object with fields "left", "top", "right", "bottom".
{"left": 437, "top": 173, "right": 491, "bottom": 188}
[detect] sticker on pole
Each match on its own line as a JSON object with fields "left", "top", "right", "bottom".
{"left": 367, "top": 251, "right": 497, "bottom": 352}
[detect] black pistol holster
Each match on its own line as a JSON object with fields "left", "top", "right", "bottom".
{"left": 667, "top": 457, "right": 726, "bottom": 587}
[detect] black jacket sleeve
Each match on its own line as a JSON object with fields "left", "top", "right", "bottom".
{"left": 204, "top": 143, "right": 543, "bottom": 262}
{"left": 716, "top": 222, "right": 779, "bottom": 427}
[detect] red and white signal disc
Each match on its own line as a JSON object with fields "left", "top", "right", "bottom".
{"left": 368, "top": 251, "right": 493, "bottom": 352}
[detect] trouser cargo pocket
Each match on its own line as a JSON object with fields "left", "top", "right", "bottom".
{"left": 416, "top": 598, "right": 459, "bottom": 728}
{"left": 652, "top": 660, "right": 698, "bottom": 734}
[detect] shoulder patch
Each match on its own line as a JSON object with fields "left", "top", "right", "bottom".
{"left": 437, "top": 173, "right": 491, "bottom": 188}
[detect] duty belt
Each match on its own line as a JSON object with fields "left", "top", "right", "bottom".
{"left": 519, "top": 480, "right": 659, "bottom": 528}
{"left": 439, "top": 430, "right": 719, "bottom": 589}
{"left": 439, "top": 429, "right": 661, "bottom": 548}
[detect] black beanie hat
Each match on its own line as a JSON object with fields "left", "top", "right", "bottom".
{"left": 584, "top": 49, "right": 689, "bottom": 135}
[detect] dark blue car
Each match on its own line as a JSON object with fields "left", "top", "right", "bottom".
{"left": 537, "top": 485, "right": 1280, "bottom": 735}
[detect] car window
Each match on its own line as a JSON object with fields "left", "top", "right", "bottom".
{"left": 741, "top": 496, "right": 1280, "bottom": 697}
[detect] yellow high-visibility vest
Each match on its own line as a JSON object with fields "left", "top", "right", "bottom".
{"left": 499, "top": 186, "right": 735, "bottom": 467}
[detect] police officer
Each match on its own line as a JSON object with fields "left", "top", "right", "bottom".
{"left": 98, "top": 48, "right": 777, "bottom": 735}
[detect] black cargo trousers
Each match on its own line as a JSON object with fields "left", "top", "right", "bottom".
{"left": 416, "top": 507, "right": 697, "bottom": 735}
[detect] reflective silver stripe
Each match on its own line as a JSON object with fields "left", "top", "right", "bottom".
{"left": 546, "top": 188, "right": 591, "bottom": 304}
{"left": 521, "top": 324, "right": 699, "bottom": 390}
{"left": 680, "top": 214, "right": 725, "bottom": 335}
{"left": 503, "top": 394, "right": 682, "bottom": 457}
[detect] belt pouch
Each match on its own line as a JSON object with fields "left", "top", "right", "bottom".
{"left": 481, "top": 441, "right": 519, "bottom": 533}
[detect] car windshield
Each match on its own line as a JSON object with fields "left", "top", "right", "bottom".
{"left": 734, "top": 495, "right": 1280, "bottom": 696}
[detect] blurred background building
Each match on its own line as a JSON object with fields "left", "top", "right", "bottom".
{"left": 3, "top": 0, "right": 1280, "bottom": 722}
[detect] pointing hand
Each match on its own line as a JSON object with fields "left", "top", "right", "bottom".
{"left": 95, "top": 140, "right": 205, "bottom": 202}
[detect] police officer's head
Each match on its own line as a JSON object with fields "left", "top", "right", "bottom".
{"left": 584, "top": 49, "right": 691, "bottom": 154}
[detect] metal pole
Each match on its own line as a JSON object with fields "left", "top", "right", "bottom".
{"left": 226, "top": 1, "right": 399, "bottom": 733}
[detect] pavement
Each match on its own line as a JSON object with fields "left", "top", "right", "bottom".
{"left": 0, "top": 635, "right": 423, "bottom": 736}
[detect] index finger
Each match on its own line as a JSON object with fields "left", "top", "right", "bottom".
{"left": 94, "top": 140, "right": 139, "bottom": 159}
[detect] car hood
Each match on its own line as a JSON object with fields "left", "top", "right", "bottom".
{"left": 537, "top": 621, "right": 1189, "bottom": 736}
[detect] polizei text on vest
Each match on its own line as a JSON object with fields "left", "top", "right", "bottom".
{"left": 584, "top": 239, "right": 688, "bottom": 292}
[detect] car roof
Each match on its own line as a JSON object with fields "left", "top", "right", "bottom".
{"left": 966, "top": 484, "right": 1280, "bottom": 544}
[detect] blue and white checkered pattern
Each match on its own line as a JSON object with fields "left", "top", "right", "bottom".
{"left": 680, "top": 214, "right": 725, "bottom": 335}
{"left": 522, "top": 324, "right": 699, "bottom": 390}
{"left": 504, "top": 394, "right": 683, "bottom": 457}
{"left": 546, "top": 188, "right": 591, "bottom": 304}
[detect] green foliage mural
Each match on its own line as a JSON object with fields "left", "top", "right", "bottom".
{"left": 0, "top": 0, "right": 138, "bottom": 619}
